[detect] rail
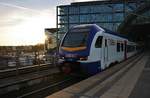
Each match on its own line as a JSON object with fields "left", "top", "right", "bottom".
{"left": 17, "top": 77, "right": 74, "bottom": 98}
{"left": 0, "top": 63, "right": 54, "bottom": 79}
{"left": 0, "top": 68, "right": 58, "bottom": 89}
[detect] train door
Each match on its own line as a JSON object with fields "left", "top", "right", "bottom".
{"left": 95, "top": 36, "right": 103, "bottom": 70}
{"left": 124, "top": 40, "right": 127, "bottom": 60}
{"left": 104, "top": 38, "right": 108, "bottom": 68}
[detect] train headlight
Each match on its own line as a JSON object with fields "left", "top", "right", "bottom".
{"left": 59, "top": 56, "right": 64, "bottom": 59}
{"left": 80, "top": 57, "right": 88, "bottom": 61}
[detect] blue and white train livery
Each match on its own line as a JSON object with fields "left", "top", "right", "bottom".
{"left": 58, "top": 24, "right": 137, "bottom": 75}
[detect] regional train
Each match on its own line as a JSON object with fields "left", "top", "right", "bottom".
{"left": 58, "top": 24, "right": 137, "bottom": 75}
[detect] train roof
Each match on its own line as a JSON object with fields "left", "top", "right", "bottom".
{"left": 102, "top": 27, "right": 128, "bottom": 39}
{"left": 73, "top": 24, "right": 128, "bottom": 39}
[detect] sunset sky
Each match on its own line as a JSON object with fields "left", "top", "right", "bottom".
{"left": 0, "top": 0, "right": 98, "bottom": 46}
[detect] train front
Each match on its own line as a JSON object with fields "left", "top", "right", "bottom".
{"left": 58, "top": 25, "right": 99, "bottom": 75}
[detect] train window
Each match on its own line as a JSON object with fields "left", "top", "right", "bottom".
{"left": 62, "top": 28, "right": 89, "bottom": 47}
{"left": 95, "top": 36, "right": 103, "bottom": 48}
{"left": 127, "top": 45, "right": 135, "bottom": 52}
{"left": 117, "top": 43, "right": 120, "bottom": 52}
{"left": 136, "top": 46, "right": 137, "bottom": 51}
{"left": 121, "top": 43, "right": 124, "bottom": 51}
{"left": 105, "top": 39, "right": 107, "bottom": 47}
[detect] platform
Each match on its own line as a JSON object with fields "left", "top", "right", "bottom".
{"left": 46, "top": 53, "right": 149, "bottom": 98}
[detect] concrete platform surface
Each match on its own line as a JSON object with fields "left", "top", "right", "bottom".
{"left": 46, "top": 54, "right": 150, "bottom": 98}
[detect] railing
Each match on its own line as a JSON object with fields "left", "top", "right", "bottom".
{"left": 0, "top": 54, "right": 57, "bottom": 70}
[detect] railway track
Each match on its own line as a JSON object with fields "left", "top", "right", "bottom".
{"left": 17, "top": 77, "right": 79, "bottom": 98}
{"left": 0, "top": 68, "right": 58, "bottom": 88}
{"left": 1, "top": 73, "right": 83, "bottom": 98}
{"left": 0, "top": 53, "right": 143, "bottom": 98}
{"left": 0, "top": 63, "right": 53, "bottom": 79}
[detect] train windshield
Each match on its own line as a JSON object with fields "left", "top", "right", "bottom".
{"left": 62, "top": 28, "right": 89, "bottom": 47}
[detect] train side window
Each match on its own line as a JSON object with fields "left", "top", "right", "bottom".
{"left": 121, "top": 43, "right": 124, "bottom": 51}
{"left": 105, "top": 39, "right": 107, "bottom": 47}
{"left": 127, "top": 45, "right": 134, "bottom": 52}
{"left": 135, "top": 46, "right": 136, "bottom": 51}
{"left": 95, "top": 36, "right": 103, "bottom": 48}
{"left": 117, "top": 43, "right": 120, "bottom": 52}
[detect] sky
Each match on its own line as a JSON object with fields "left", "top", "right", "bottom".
{"left": 0, "top": 0, "right": 98, "bottom": 46}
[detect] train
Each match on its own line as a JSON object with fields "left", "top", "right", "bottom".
{"left": 58, "top": 24, "right": 137, "bottom": 75}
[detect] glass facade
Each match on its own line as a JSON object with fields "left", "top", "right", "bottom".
{"left": 132, "top": 10, "right": 150, "bottom": 25}
{"left": 57, "top": 0, "right": 146, "bottom": 39}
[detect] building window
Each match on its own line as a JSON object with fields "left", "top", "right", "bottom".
{"left": 69, "top": 6, "right": 79, "bottom": 14}
{"left": 114, "top": 13, "right": 124, "bottom": 21}
{"left": 69, "top": 15, "right": 79, "bottom": 23}
{"left": 80, "top": 6, "right": 91, "bottom": 14}
{"left": 59, "top": 7, "right": 68, "bottom": 15}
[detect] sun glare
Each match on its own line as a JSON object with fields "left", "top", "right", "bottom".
{"left": 8, "top": 15, "right": 51, "bottom": 46}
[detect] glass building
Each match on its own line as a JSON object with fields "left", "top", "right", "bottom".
{"left": 56, "top": 0, "right": 146, "bottom": 39}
